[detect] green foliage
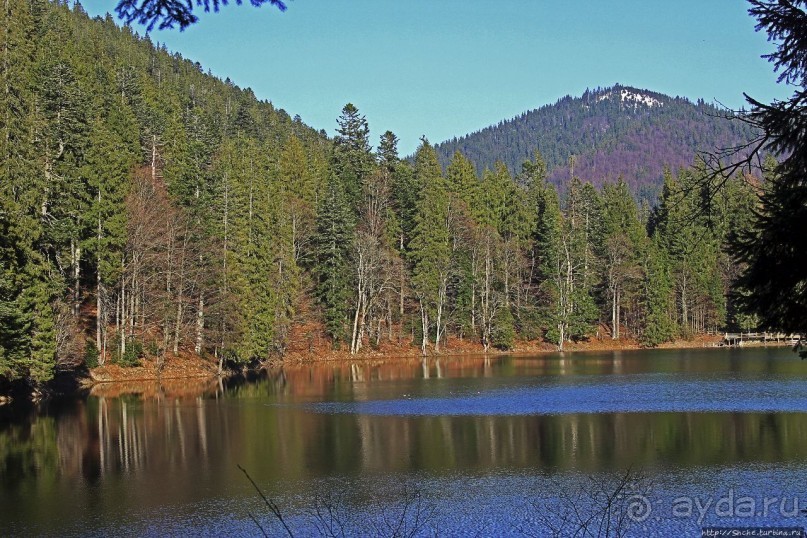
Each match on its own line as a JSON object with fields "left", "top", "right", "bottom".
{"left": 84, "top": 342, "right": 100, "bottom": 369}
{"left": 22, "top": 265, "right": 61, "bottom": 383}
{"left": 115, "top": 0, "right": 288, "bottom": 31}
{"left": 492, "top": 306, "right": 515, "bottom": 350}
{"left": 0, "top": 0, "right": 332, "bottom": 384}
{"left": 533, "top": 185, "right": 564, "bottom": 345}
{"left": 332, "top": 103, "right": 373, "bottom": 210}
{"left": 447, "top": 152, "right": 479, "bottom": 208}
{"left": 378, "top": 130, "right": 400, "bottom": 172}
{"left": 650, "top": 167, "right": 725, "bottom": 336}
{"left": 434, "top": 84, "right": 761, "bottom": 206}
{"left": 598, "top": 179, "right": 646, "bottom": 338}
{"left": 639, "top": 241, "right": 676, "bottom": 346}
{"left": 0, "top": 0, "right": 781, "bottom": 388}
{"left": 409, "top": 141, "right": 452, "bottom": 322}
{"left": 83, "top": 111, "right": 136, "bottom": 287}
{"left": 314, "top": 177, "right": 355, "bottom": 344}
{"left": 0, "top": 0, "right": 60, "bottom": 384}
{"left": 117, "top": 339, "right": 143, "bottom": 367}
{"left": 736, "top": 0, "right": 807, "bottom": 337}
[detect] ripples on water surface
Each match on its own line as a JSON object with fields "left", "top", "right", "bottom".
{"left": 2, "top": 347, "right": 807, "bottom": 536}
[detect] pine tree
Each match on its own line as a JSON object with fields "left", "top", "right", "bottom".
{"left": 279, "top": 134, "right": 318, "bottom": 265}
{"left": 0, "top": 0, "right": 59, "bottom": 382}
{"left": 445, "top": 151, "right": 479, "bottom": 338}
{"left": 599, "top": 180, "right": 644, "bottom": 339}
{"left": 533, "top": 184, "right": 567, "bottom": 348}
{"left": 474, "top": 162, "right": 527, "bottom": 350}
{"left": 83, "top": 107, "right": 138, "bottom": 363}
{"left": 332, "top": 103, "right": 373, "bottom": 211}
{"left": 651, "top": 168, "right": 724, "bottom": 336}
{"left": 732, "top": 1, "right": 807, "bottom": 335}
{"left": 313, "top": 176, "right": 354, "bottom": 346}
{"left": 224, "top": 137, "right": 296, "bottom": 360}
{"left": 34, "top": 59, "right": 89, "bottom": 321}
{"left": 639, "top": 239, "right": 676, "bottom": 346}
{"left": 377, "top": 131, "right": 413, "bottom": 331}
{"left": 519, "top": 151, "right": 550, "bottom": 339}
{"left": 378, "top": 130, "right": 399, "bottom": 174}
{"left": 409, "top": 139, "right": 452, "bottom": 354}
{"left": 563, "top": 178, "right": 600, "bottom": 341}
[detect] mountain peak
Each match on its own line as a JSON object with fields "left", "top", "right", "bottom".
{"left": 594, "top": 86, "right": 664, "bottom": 108}
{"left": 434, "top": 86, "right": 757, "bottom": 202}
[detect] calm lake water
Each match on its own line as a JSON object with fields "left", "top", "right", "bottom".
{"left": 2, "top": 347, "right": 807, "bottom": 536}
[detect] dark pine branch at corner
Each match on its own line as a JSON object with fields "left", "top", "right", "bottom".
{"left": 115, "top": 0, "right": 288, "bottom": 31}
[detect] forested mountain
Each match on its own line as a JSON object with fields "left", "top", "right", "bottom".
{"left": 0, "top": 0, "right": 330, "bottom": 384}
{"left": 433, "top": 85, "right": 759, "bottom": 201}
{"left": 0, "top": 0, "right": 763, "bottom": 389}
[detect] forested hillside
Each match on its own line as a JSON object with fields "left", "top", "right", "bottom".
{"left": 0, "top": 1, "right": 763, "bottom": 388}
{"left": 433, "top": 85, "right": 759, "bottom": 202}
{"left": 0, "top": 0, "right": 330, "bottom": 384}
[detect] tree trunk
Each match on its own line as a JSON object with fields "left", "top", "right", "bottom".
{"left": 387, "top": 299, "right": 393, "bottom": 341}
{"left": 221, "top": 174, "right": 229, "bottom": 354}
{"left": 195, "top": 291, "right": 204, "bottom": 355}
{"left": 151, "top": 134, "right": 158, "bottom": 183}
{"left": 173, "top": 231, "right": 189, "bottom": 355}
{"left": 419, "top": 300, "right": 428, "bottom": 356}
{"left": 471, "top": 249, "right": 477, "bottom": 335}
{"left": 119, "top": 265, "right": 126, "bottom": 357}
{"left": 435, "top": 279, "right": 446, "bottom": 353}
{"left": 399, "top": 233, "right": 405, "bottom": 317}
{"left": 611, "top": 285, "right": 617, "bottom": 340}
{"left": 681, "top": 273, "right": 688, "bottom": 330}
{"left": 173, "top": 290, "right": 183, "bottom": 355}
{"left": 97, "top": 280, "right": 104, "bottom": 366}
{"left": 96, "top": 192, "right": 104, "bottom": 363}
{"left": 164, "top": 226, "right": 174, "bottom": 351}
{"left": 71, "top": 240, "right": 81, "bottom": 317}
{"left": 128, "top": 276, "right": 135, "bottom": 339}
{"left": 351, "top": 288, "right": 362, "bottom": 355}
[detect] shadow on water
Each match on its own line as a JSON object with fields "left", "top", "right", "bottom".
{"left": 1, "top": 347, "right": 806, "bottom": 535}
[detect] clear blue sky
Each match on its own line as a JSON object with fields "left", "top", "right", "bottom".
{"left": 80, "top": 0, "right": 791, "bottom": 155}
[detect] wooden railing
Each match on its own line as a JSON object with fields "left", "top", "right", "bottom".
{"left": 721, "top": 332, "right": 802, "bottom": 346}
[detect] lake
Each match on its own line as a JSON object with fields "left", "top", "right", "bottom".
{"left": 2, "top": 347, "right": 807, "bottom": 536}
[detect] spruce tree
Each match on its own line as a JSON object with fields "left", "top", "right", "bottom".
{"left": 563, "top": 178, "right": 600, "bottom": 340}
{"left": 279, "top": 134, "right": 318, "bottom": 264}
{"left": 409, "top": 139, "right": 452, "bottom": 354}
{"left": 313, "top": 176, "right": 354, "bottom": 346}
{"left": 599, "top": 180, "right": 644, "bottom": 339}
{"left": 640, "top": 239, "right": 676, "bottom": 346}
{"left": 0, "top": 0, "right": 59, "bottom": 382}
{"left": 378, "top": 130, "right": 399, "bottom": 174}
{"left": 83, "top": 108, "right": 137, "bottom": 362}
{"left": 533, "top": 184, "right": 567, "bottom": 348}
{"left": 445, "top": 151, "right": 480, "bottom": 339}
{"left": 733, "top": 2, "right": 807, "bottom": 333}
{"left": 332, "top": 103, "right": 373, "bottom": 211}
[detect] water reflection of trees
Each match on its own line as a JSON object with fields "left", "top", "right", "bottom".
{"left": 2, "top": 392, "right": 806, "bottom": 485}
{"left": 2, "top": 351, "right": 807, "bottom": 530}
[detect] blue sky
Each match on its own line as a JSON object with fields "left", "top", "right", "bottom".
{"left": 80, "top": 0, "right": 791, "bottom": 155}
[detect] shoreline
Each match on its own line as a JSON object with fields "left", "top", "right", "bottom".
{"left": 87, "top": 332, "right": 785, "bottom": 384}
{"left": 1, "top": 334, "right": 795, "bottom": 404}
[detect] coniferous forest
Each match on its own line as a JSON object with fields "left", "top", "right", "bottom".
{"left": 433, "top": 85, "right": 761, "bottom": 204}
{"left": 0, "top": 0, "right": 769, "bottom": 388}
